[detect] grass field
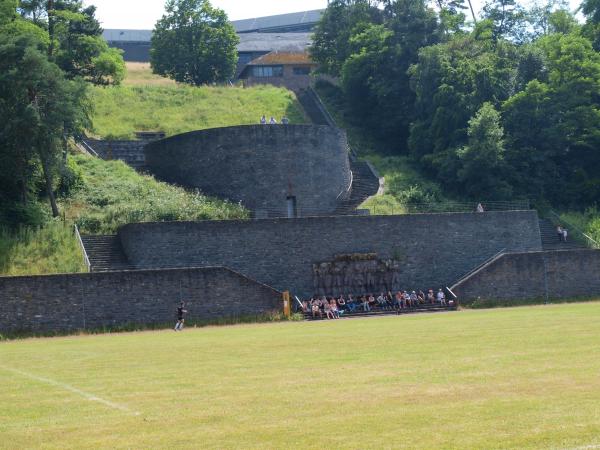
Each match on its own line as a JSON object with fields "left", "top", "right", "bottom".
{"left": 1, "top": 302, "right": 600, "bottom": 449}
{"left": 90, "top": 63, "right": 306, "bottom": 139}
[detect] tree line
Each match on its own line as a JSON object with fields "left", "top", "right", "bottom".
{"left": 310, "top": 0, "right": 600, "bottom": 208}
{"left": 0, "top": 0, "right": 124, "bottom": 226}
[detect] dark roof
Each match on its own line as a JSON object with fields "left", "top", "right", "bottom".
{"left": 103, "top": 29, "right": 152, "bottom": 42}
{"left": 247, "top": 52, "right": 314, "bottom": 65}
{"left": 103, "top": 9, "right": 323, "bottom": 43}
{"left": 238, "top": 33, "right": 312, "bottom": 53}
{"left": 232, "top": 9, "right": 323, "bottom": 33}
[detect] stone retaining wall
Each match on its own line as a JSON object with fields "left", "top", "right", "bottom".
{"left": 0, "top": 267, "right": 282, "bottom": 334}
{"left": 144, "top": 125, "right": 352, "bottom": 217}
{"left": 451, "top": 249, "right": 600, "bottom": 302}
{"left": 118, "top": 211, "right": 543, "bottom": 298}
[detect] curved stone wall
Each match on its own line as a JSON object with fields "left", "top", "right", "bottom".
{"left": 144, "top": 125, "right": 352, "bottom": 217}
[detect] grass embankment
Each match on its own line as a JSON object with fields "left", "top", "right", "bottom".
{"left": 91, "top": 62, "right": 307, "bottom": 139}
{"left": 315, "top": 81, "right": 448, "bottom": 215}
{"left": 1, "top": 302, "right": 600, "bottom": 448}
{"left": 0, "top": 154, "right": 248, "bottom": 276}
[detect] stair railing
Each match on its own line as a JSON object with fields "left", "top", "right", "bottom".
{"left": 307, "top": 86, "right": 337, "bottom": 128}
{"left": 548, "top": 211, "right": 599, "bottom": 249}
{"left": 74, "top": 224, "right": 91, "bottom": 272}
{"left": 450, "top": 248, "right": 506, "bottom": 291}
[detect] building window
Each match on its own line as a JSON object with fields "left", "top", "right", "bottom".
{"left": 293, "top": 67, "right": 311, "bottom": 76}
{"left": 251, "top": 65, "right": 284, "bottom": 78}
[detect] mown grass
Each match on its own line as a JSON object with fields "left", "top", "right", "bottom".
{"left": 91, "top": 83, "right": 306, "bottom": 139}
{"left": 1, "top": 302, "right": 600, "bottom": 449}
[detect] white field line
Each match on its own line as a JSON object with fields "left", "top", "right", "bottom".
{"left": 0, "top": 366, "right": 140, "bottom": 416}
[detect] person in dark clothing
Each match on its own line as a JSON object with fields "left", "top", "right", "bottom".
{"left": 174, "top": 301, "right": 188, "bottom": 331}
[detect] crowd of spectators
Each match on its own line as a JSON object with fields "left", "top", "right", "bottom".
{"left": 301, "top": 289, "right": 453, "bottom": 320}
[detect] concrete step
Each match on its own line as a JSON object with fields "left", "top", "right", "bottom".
{"left": 303, "top": 304, "right": 457, "bottom": 321}
{"left": 80, "top": 235, "right": 136, "bottom": 272}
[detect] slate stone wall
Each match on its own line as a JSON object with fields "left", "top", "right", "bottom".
{"left": 0, "top": 267, "right": 282, "bottom": 334}
{"left": 452, "top": 249, "right": 600, "bottom": 302}
{"left": 144, "top": 125, "right": 352, "bottom": 217}
{"left": 118, "top": 211, "right": 542, "bottom": 298}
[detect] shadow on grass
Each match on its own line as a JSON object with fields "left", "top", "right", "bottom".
{"left": 0, "top": 312, "right": 305, "bottom": 341}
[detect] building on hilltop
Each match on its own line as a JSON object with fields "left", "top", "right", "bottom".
{"left": 103, "top": 9, "right": 323, "bottom": 88}
{"left": 239, "top": 51, "right": 317, "bottom": 89}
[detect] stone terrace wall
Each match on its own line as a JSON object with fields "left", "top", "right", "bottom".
{"left": 452, "top": 249, "right": 600, "bottom": 302}
{"left": 0, "top": 267, "right": 282, "bottom": 334}
{"left": 144, "top": 125, "right": 352, "bottom": 218}
{"left": 118, "top": 211, "right": 542, "bottom": 298}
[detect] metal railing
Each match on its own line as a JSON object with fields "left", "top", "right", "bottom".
{"left": 548, "top": 211, "right": 600, "bottom": 249}
{"left": 74, "top": 224, "right": 91, "bottom": 272}
{"left": 367, "top": 199, "right": 531, "bottom": 215}
{"left": 307, "top": 86, "right": 337, "bottom": 128}
{"left": 450, "top": 248, "right": 507, "bottom": 291}
{"left": 75, "top": 138, "right": 99, "bottom": 157}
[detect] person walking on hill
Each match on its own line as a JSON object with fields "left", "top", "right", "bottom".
{"left": 174, "top": 301, "right": 188, "bottom": 331}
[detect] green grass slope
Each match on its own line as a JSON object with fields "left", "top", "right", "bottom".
{"left": 91, "top": 67, "right": 307, "bottom": 139}
{"left": 0, "top": 153, "right": 247, "bottom": 276}
{"left": 1, "top": 302, "right": 600, "bottom": 448}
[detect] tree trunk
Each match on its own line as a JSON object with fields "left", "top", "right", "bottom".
{"left": 467, "top": 0, "right": 477, "bottom": 23}
{"left": 47, "top": 0, "right": 55, "bottom": 57}
{"left": 41, "top": 155, "right": 60, "bottom": 217}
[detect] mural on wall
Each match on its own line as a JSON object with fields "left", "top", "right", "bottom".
{"left": 312, "top": 253, "right": 403, "bottom": 296}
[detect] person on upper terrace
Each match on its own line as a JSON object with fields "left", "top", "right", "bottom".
{"left": 260, "top": 115, "right": 267, "bottom": 124}
{"left": 476, "top": 203, "right": 485, "bottom": 213}
{"left": 269, "top": 116, "right": 278, "bottom": 124}
{"left": 281, "top": 116, "right": 290, "bottom": 125}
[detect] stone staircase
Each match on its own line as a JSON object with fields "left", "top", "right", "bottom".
{"left": 80, "top": 235, "right": 136, "bottom": 272}
{"left": 82, "top": 139, "right": 147, "bottom": 170}
{"left": 303, "top": 303, "right": 457, "bottom": 321}
{"left": 334, "top": 160, "right": 381, "bottom": 214}
{"left": 296, "top": 87, "right": 336, "bottom": 126}
{"left": 539, "top": 218, "right": 586, "bottom": 251}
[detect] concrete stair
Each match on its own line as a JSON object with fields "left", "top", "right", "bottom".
{"left": 539, "top": 218, "right": 586, "bottom": 251}
{"left": 296, "top": 87, "right": 335, "bottom": 126}
{"left": 302, "top": 303, "right": 457, "bottom": 321}
{"left": 80, "top": 235, "right": 136, "bottom": 272}
{"left": 334, "top": 160, "right": 381, "bottom": 214}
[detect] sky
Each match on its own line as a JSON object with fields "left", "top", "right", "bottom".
{"left": 84, "top": 0, "right": 583, "bottom": 30}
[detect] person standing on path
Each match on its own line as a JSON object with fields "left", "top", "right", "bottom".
{"left": 174, "top": 301, "right": 188, "bottom": 331}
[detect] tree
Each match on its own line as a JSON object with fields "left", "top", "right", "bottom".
{"left": 482, "top": 0, "right": 528, "bottom": 42}
{"left": 456, "top": 102, "right": 512, "bottom": 198}
{"left": 310, "top": 0, "right": 383, "bottom": 76}
{"left": 151, "top": 0, "right": 239, "bottom": 85}
{"left": 0, "top": 32, "right": 90, "bottom": 217}
{"left": 18, "top": 0, "right": 125, "bottom": 85}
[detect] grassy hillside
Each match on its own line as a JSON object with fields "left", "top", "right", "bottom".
{"left": 91, "top": 63, "right": 307, "bottom": 139}
{"left": 0, "top": 153, "right": 248, "bottom": 276}
{"left": 2, "top": 302, "right": 600, "bottom": 448}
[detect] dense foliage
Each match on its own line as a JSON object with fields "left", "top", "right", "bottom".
{"left": 0, "top": 0, "right": 125, "bottom": 226}
{"left": 311, "top": 0, "right": 600, "bottom": 209}
{"left": 151, "top": 0, "right": 238, "bottom": 85}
